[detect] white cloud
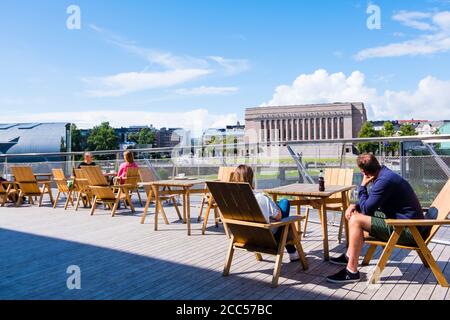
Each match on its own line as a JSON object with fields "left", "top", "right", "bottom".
{"left": 0, "top": 109, "right": 239, "bottom": 137}
{"left": 84, "top": 69, "right": 212, "bottom": 97}
{"left": 86, "top": 25, "right": 248, "bottom": 97}
{"left": 208, "top": 56, "right": 250, "bottom": 75}
{"left": 175, "top": 86, "right": 239, "bottom": 96}
{"left": 355, "top": 10, "right": 450, "bottom": 60}
{"left": 262, "top": 69, "right": 450, "bottom": 120}
{"left": 392, "top": 11, "right": 434, "bottom": 31}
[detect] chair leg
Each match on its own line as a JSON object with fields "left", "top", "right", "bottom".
{"left": 159, "top": 202, "right": 170, "bottom": 225}
{"left": 272, "top": 225, "right": 289, "bottom": 288}
{"left": 202, "top": 201, "right": 213, "bottom": 235}
{"left": 53, "top": 191, "right": 61, "bottom": 209}
{"left": 136, "top": 189, "right": 143, "bottom": 207}
{"left": 290, "top": 224, "right": 308, "bottom": 270}
{"left": 38, "top": 193, "right": 44, "bottom": 207}
{"left": 223, "top": 236, "right": 235, "bottom": 276}
{"left": 302, "top": 207, "right": 310, "bottom": 238}
{"left": 64, "top": 191, "right": 72, "bottom": 210}
{"left": 417, "top": 250, "right": 430, "bottom": 268}
{"left": 197, "top": 196, "right": 206, "bottom": 222}
{"left": 90, "top": 197, "right": 98, "bottom": 216}
{"left": 111, "top": 200, "right": 120, "bottom": 217}
{"left": 362, "top": 244, "right": 377, "bottom": 266}
{"left": 172, "top": 197, "right": 182, "bottom": 220}
{"left": 368, "top": 227, "right": 403, "bottom": 285}
{"left": 75, "top": 192, "right": 82, "bottom": 211}
{"left": 410, "top": 227, "right": 449, "bottom": 287}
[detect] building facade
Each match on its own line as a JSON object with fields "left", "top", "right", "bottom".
{"left": 245, "top": 102, "right": 366, "bottom": 143}
{"left": 245, "top": 103, "right": 367, "bottom": 157}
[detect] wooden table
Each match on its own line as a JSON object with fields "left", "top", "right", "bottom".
{"left": 264, "top": 183, "right": 355, "bottom": 261}
{"left": 140, "top": 179, "right": 208, "bottom": 236}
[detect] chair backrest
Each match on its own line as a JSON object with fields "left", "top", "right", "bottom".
{"left": 324, "top": 168, "right": 354, "bottom": 199}
{"left": 425, "top": 179, "right": 450, "bottom": 243}
{"left": 125, "top": 167, "right": 141, "bottom": 187}
{"left": 206, "top": 181, "right": 278, "bottom": 252}
{"left": 139, "top": 167, "right": 159, "bottom": 193}
{"left": 11, "top": 166, "right": 36, "bottom": 182}
{"left": 11, "top": 166, "right": 41, "bottom": 195}
{"left": 52, "top": 168, "right": 69, "bottom": 192}
{"left": 73, "top": 169, "right": 90, "bottom": 192}
{"left": 81, "top": 166, "right": 108, "bottom": 186}
{"left": 218, "top": 166, "right": 236, "bottom": 182}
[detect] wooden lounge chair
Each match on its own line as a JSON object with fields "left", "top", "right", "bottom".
{"left": 73, "top": 169, "right": 93, "bottom": 210}
{"left": 52, "top": 168, "right": 74, "bottom": 209}
{"left": 11, "top": 166, "right": 53, "bottom": 207}
{"left": 114, "top": 167, "right": 143, "bottom": 206}
{"left": 198, "top": 166, "right": 235, "bottom": 235}
{"left": 81, "top": 166, "right": 135, "bottom": 217}
{"left": 301, "top": 168, "right": 353, "bottom": 242}
{"left": 364, "top": 179, "right": 450, "bottom": 287}
{"left": 139, "top": 166, "right": 181, "bottom": 224}
{"left": 206, "top": 181, "right": 308, "bottom": 287}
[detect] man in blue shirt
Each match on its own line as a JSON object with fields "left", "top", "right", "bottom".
{"left": 327, "top": 153, "right": 427, "bottom": 284}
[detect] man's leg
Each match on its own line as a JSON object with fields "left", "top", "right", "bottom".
{"left": 346, "top": 213, "right": 371, "bottom": 272}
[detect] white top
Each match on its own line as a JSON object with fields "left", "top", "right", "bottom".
{"left": 254, "top": 192, "right": 281, "bottom": 223}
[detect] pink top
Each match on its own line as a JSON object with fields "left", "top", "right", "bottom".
{"left": 117, "top": 162, "right": 139, "bottom": 183}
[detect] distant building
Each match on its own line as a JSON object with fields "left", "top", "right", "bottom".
{"left": 245, "top": 102, "right": 367, "bottom": 156}
{"left": 156, "top": 128, "right": 185, "bottom": 148}
{"left": 200, "top": 122, "right": 246, "bottom": 157}
{"left": 370, "top": 120, "right": 401, "bottom": 132}
{"left": 0, "top": 123, "right": 71, "bottom": 162}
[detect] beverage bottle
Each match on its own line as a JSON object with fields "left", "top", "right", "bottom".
{"left": 318, "top": 170, "right": 325, "bottom": 192}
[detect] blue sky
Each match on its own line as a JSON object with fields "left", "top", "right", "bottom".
{"left": 2, "top": 0, "right": 450, "bottom": 133}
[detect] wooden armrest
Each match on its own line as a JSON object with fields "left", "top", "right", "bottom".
{"left": 37, "top": 180, "right": 52, "bottom": 184}
{"left": 385, "top": 219, "right": 450, "bottom": 226}
{"left": 222, "top": 219, "right": 271, "bottom": 229}
{"left": 269, "top": 216, "right": 303, "bottom": 227}
{"left": 119, "top": 184, "right": 135, "bottom": 188}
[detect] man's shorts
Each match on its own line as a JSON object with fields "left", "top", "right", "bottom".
{"left": 370, "top": 212, "right": 427, "bottom": 246}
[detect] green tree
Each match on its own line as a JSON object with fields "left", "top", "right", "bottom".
{"left": 357, "top": 122, "right": 380, "bottom": 154}
{"left": 128, "top": 128, "right": 156, "bottom": 146}
{"left": 87, "top": 122, "right": 119, "bottom": 154}
{"left": 380, "top": 121, "right": 399, "bottom": 155}
{"left": 399, "top": 123, "right": 417, "bottom": 136}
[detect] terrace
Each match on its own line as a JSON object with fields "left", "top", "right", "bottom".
{"left": 0, "top": 136, "right": 449, "bottom": 300}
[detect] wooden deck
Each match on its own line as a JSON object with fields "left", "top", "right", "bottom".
{"left": 0, "top": 193, "right": 449, "bottom": 300}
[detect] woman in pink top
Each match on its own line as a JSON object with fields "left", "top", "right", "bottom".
{"left": 117, "top": 150, "right": 139, "bottom": 184}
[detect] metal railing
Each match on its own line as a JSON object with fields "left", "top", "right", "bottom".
{"left": 1, "top": 134, "right": 449, "bottom": 244}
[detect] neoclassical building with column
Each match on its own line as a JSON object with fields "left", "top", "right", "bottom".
{"left": 245, "top": 102, "right": 367, "bottom": 156}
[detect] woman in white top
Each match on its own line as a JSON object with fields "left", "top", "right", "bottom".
{"left": 232, "top": 165, "right": 300, "bottom": 262}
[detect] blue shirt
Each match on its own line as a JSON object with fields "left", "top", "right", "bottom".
{"left": 357, "top": 166, "right": 423, "bottom": 220}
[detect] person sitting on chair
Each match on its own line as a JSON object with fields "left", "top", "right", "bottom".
{"left": 326, "top": 153, "right": 427, "bottom": 283}
{"left": 232, "top": 164, "right": 300, "bottom": 262}
{"left": 116, "top": 151, "right": 139, "bottom": 184}
{"left": 77, "top": 152, "right": 97, "bottom": 169}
